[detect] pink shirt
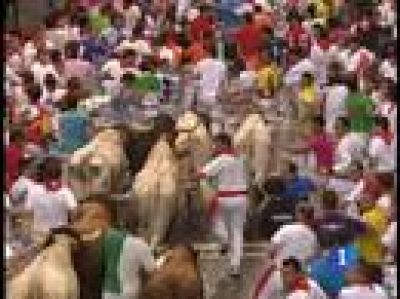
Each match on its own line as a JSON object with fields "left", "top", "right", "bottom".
{"left": 308, "top": 132, "right": 335, "bottom": 171}
{"left": 64, "top": 59, "right": 94, "bottom": 81}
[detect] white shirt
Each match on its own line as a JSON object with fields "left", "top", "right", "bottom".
{"left": 326, "top": 177, "right": 356, "bottom": 200}
{"left": 347, "top": 48, "right": 375, "bottom": 73}
{"left": 123, "top": 5, "right": 142, "bottom": 34}
{"left": 10, "top": 176, "right": 36, "bottom": 203}
{"left": 338, "top": 284, "right": 389, "bottom": 299}
{"left": 284, "top": 58, "right": 317, "bottom": 87}
{"left": 334, "top": 133, "right": 366, "bottom": 173}
{"left": 368, "top": 136, "right": 394, "bottom": 172}
{"left": 25, "top": 184, "right": 77, "bottom": 233}
{"left": 102, "top": 58, "right": 123, "bottom": 81}
{"left": 201, "top": 153, "right": 248, "bottom": 192}
{"left": 239, "top": 70, "right": 256, "bottom": 90}
{"left": 195, "top": 57, "right": 227, "bottom": 104}
{"left": 40, "top": 88, "right": 66, "bottom": 106}
{"left": 380, "top": 59, "right": 397, "bottom": 83}
{"left": 323, "top": 85, "right": 348, "bottom": 133}
{"left": 337, "top": 48, "right": 352, "bottom": 70}
{"left": 310, "top": 43, "right": 329, "bottom": 86}
{"left": 382, "top": 221, "right": 396, "bottom": 255}
{"left": 377, "top": 193, "right": 392, "bottom": 213}
{"left": 31, "top": 62, "right": 59, "bottom": 86}
{"left": 176, "top": 0, "right": 191, "bottom": 18}
{"left": 270, "top": 223, "right": 318, "bottom": 265}
{"left": 8, "top": 53, "right": 23, "bottom": 73}
{"left": 23, "top": 42, "right": 37, "bottom": 68}
{"left": 378, "top": 1, "right": 395, "bottom": 27}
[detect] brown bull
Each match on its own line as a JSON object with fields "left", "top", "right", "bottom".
{"left": 140, "top": 245, "right": 203, "bottom": 299}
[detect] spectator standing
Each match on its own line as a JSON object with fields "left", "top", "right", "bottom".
{"left": 356, "top": 190, "right": 388, "bottom": 267}
{"left": 5, "top": 127, "right": 26, "bottom": 192}
{"left": 235, "top": 12, "right": 263, "bottom": 70}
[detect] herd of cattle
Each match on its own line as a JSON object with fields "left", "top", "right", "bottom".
{"left": 7, "top": 110, "right": 293, "bottom": 299}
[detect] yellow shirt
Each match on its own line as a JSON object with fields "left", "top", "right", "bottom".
{"left": 309, "top": 0, "right": 330, "bottom": 26}
{"left": 356, "top": 206, "right": 388, "bottom": 265}
{"left": 256, "top": 64, "right": 281, "bottom": 95}
{"left": 299, "top": 85, "right": 317, "bottom": 104}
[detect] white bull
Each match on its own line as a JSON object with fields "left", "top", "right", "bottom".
{"left": 7, "top": 233, "right": 79, "bottom": 299}
{"left": 233, "top": 113, "right": 273, "bottom": 190}
{"left": 133, "top": 136, "right": 179, "bottom": 249}
{"left": 68, "top": 128, "right": 129, "bottom": 200}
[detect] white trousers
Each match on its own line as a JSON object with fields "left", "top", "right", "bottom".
{"left": 213, "top": 196, "right": 247, "bottom": 268}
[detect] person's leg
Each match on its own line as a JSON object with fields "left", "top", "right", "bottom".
{"left": 212, "top": 206, "right": 229, "bottom": 248}
{"left": 229, "top": 197, "right": 247, "bottom": 272}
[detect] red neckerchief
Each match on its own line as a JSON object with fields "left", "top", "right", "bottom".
{"left": 44, "top": 179, "right": 63, "bottom": 192}
{"left": 290, "top": 275, "right": 310, "bottom": 292}
{"left": 213, "top": 148, "right": 237, "bottom": 157}
{"left": 252, "top": 263, "right": 276, "bottom": 299}
{"left": 372, "top": 128, "right": 394, "bottom": 145}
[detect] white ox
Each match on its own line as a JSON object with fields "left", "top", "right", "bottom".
{"left": 133, "top": 112, "right": 213, "bottom": 248}
{"left": 68, "top": 128, "right": 129, "bottom": 200}
{"left": 133, "top": 136, "right": 179, "bottom": 249}
{"left": 7, "top": 233, "right": 79, "bottom": 299}
{"left": 233, "top": 113, "right": 273, "bottom": 191}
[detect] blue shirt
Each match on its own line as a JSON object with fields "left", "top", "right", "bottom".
{"left": 58, "top": 111, "right": 89, "bottom": 154}
{"left": 279, "top": 176, "right": 315, "bottom": 201}
{"left": 81, "top": 37, "right": 108, "bottom": 66}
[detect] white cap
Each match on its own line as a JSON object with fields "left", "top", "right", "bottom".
{"left": 188, "top": 8, "right": 199, "bottom": 21}
{"left": 159, "top": 47, "right": 174, "bottom": 62}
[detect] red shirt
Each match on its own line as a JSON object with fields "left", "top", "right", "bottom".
{"left": 185, "top": 41, "right": 207, "bottom": 64}
{"left": 328, "top": 27, "right": 348, "bottom": 45}
{"left": 189, "top": 15, "right": 214, "bottom": 42}
{"left": 362, "top": 173, "right": 383, "bottom": 199}
{"left": 6, "top": 143, "right": 23, "bottom": 191}
{"left": 307, "top": 132, "right": 335, "bottom": 172}
{"left": 25, "top": 114, "right": 44, "bottom": 147}
{"left": 235, "top": 24, "right": 263, "bottom": 59}
{"left": 285, "top": 23, "right": 310, "bottom": 50}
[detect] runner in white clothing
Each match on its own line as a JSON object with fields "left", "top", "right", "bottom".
{"left": 333, "top": 117, "right": 366, "bottom": 174}
{"left": 252, "top": 257, "right": 327, "bottom": 299}
{"left": 368, "top": 117, "right": 395, "bottom": 173}
{"left": 251, "top": 204, "right": 319, "bottom": 299}
{"left": 24, "top": 157, "right": 77, "bottom": 246}
{"left": 198, "top": 133, "right": 248, "bottom": 277}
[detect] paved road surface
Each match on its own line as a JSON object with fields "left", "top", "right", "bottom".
{"left": 196, "top": 242, "right": 269, "bottom": 299}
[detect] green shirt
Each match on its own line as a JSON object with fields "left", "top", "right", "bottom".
{"left": 89, "top": 10, "right": 110, "bottom": 35}
{"left": 346, "top": 93, "right": 374, "bottom": 133}
{"left": 103, "top": 228, "right": 127, "bottom": 294}
{"left": 127, "top": 72, "right": 161, "bottom": 93}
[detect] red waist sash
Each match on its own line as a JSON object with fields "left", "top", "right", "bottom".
{"left": 208, "top": 190, "right": 247, "bottom": 220}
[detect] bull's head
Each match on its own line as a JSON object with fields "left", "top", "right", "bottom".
{"left": 68, "top": 152, "right": 112, "bottom": 200}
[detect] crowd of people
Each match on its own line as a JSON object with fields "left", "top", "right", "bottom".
{"left": 4, "top": 0, "right": 397, "bottom": 298}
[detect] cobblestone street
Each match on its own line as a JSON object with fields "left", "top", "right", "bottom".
{"left": 197, "top": 243, "right": 268, "bottom": 299}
